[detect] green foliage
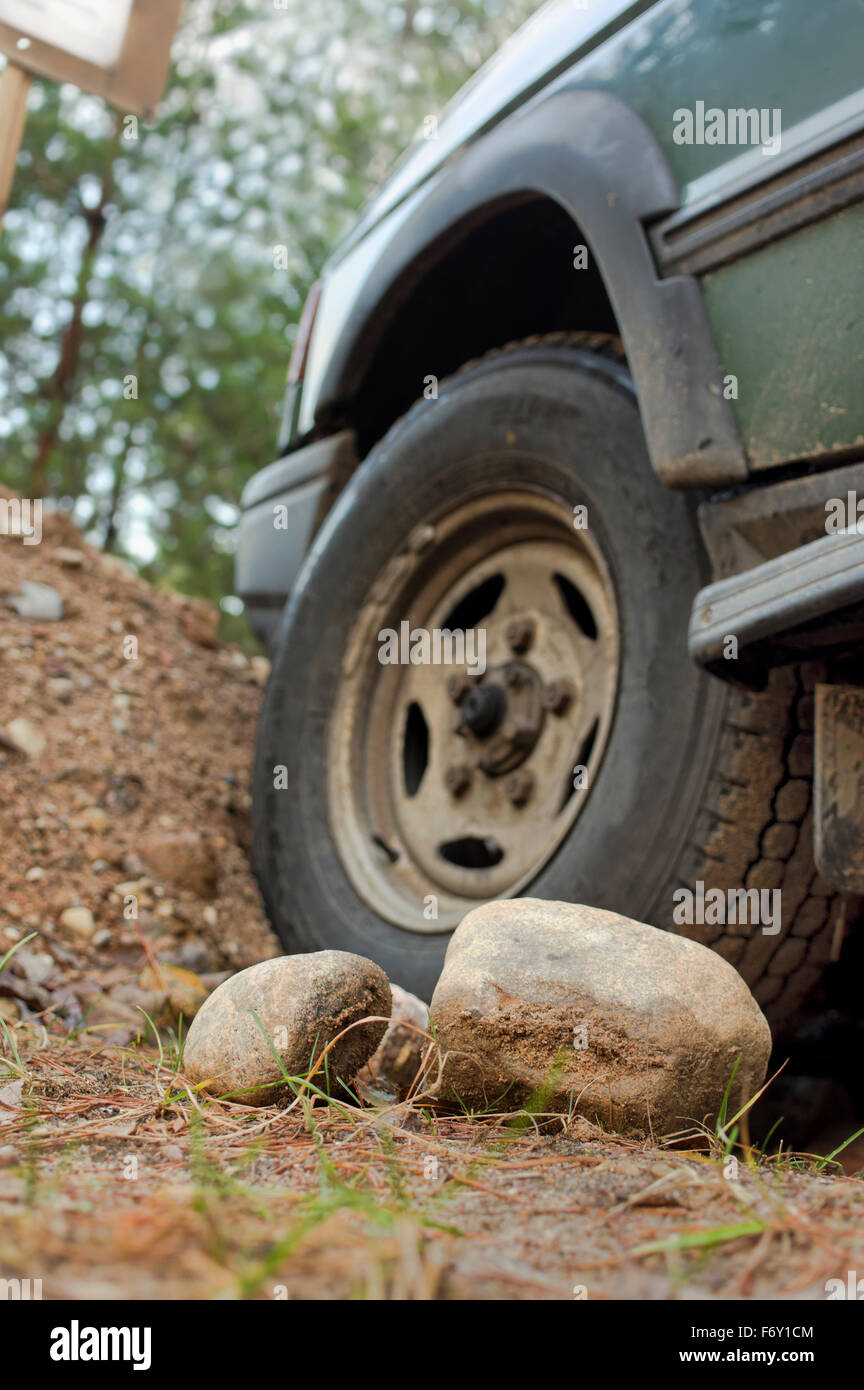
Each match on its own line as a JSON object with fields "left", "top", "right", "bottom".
{"left": 0, "top": 0, "right": 536, "bottom": 626}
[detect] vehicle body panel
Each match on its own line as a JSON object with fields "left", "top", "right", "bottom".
{"left": 701, "top": 200, "right": 864, "bottom": 468}
{"left": 300, "top": 0, "right": 864, "bottom": 454}
{"left": 347, "top": 0, "right": 864, "bottom": 249}
{"left": 338, "top": 0, "right": 650, "bottom": 254}
{"left": 238, "top": 0, "right": 864, "bottom": 639}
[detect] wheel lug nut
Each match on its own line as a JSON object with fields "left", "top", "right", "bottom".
{"left": 447, "top": 673, "right": 472, "bottom": 704}
{"left": 506, "top": 769, "right": 534, "bottom": 807}
{"left": 542, "top": 678, "right": 575, "bottom": 715}
{"left": 444, "top": 763, "right": 472, "bottom": 797}
{"left": 511, "top": 715, "right": 535, "bottom": 748}
{"left": 506, "top": 616, "right": 535, "bottom": 654}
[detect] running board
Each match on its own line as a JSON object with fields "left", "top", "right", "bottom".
{"left": 689, "top": 527, "right": 864, "bottom": 674}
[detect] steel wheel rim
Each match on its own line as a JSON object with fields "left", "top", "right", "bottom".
{"left": 327, "top": 486, "right": 620, "bottom": 932}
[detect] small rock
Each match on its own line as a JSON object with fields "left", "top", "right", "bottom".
{"left": 99, "top": 553, "right": 137, "bottom": 581}
{"left": 82, "top": 997, "right": 146, "bottom": 1043}
{"left": 0, "top": 1146, "right": 18, "bottom": 1166}
{"left": 174, "top": 940, "right": 214, "bottom": 975}
{"left": 5, "top": 717, "right": 46, "bottom": 759}
{"left": 115, "top": 879, "right": 150, "bottom": 897}
{"left": 250, "top": 656, "right": 270, "bottom": 685}
{"left": 56, "top": 547, "right": 84, "bottom": 568}
{"left": 138, "top": 831, "right": 218, "bottom": 898}
{"left": 59, "top": 905, "right": 96, "bottom": 938}
{"left": 14, "top": 948, "right": 55, "bottom": 987}
{"left": 0, "top": 1080, "right": 23, "bottom": 1110}
{"left": 48, "top": 677, "right": 75, "bottom": 702}
{"left": 79, "top": 806, "right": 111, "bottom": 833}
{"left": 139, "top": 962, "right": 209, "bottom": 1020}
{"left": 0, "top": 999, "right": 21, "bottom": 1024}
{"left": 183, "top": 951, "right": 391, "bottom": 1105}
{"left": 428, "top": 899, "right": 772, "bottom": 1137}
{"left": 180, "top": 598, "right": 220, "bottom": 649}
{"left": 5, "top": 580, "right": 64, "bottom": 621}
{"left": 25, "top": 866, "right": 45, "bottom": 881}
{"left": 359, "top": 984, "right": 429, "bottom": 1091}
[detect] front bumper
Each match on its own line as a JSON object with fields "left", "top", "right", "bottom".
{"left": 235, "top": 429, "right": 358, "bottom": 647}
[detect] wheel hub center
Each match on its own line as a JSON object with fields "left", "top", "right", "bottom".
{"left": 454, "top": 660, "right": 546, "bottom": 776}
{"left": 460, "top": 682, "right": 507, "bottom": 737}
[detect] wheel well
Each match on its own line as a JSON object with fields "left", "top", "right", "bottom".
{"left": 327, "top": 195, "right": 619, "bottom": 459}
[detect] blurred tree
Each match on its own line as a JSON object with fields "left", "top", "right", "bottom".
{"left": 0, "top": 0, "right": 537, "bottom": 640}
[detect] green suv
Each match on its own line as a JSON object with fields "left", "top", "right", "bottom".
{"left": 237, "top": 0, "right": 864, "bottom": 1029}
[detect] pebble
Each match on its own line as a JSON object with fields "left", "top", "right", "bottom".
{"left": 5, "top": 717, "right": 46, "bottom": 759}
{"left": 359, "top": 984, "right": 429, "bottom": 1091}
{"left": 5, "top": 580, "right": 64, "bottom": 621}
{"left": 59, "top": 906, "right": 96, "bottom": 938}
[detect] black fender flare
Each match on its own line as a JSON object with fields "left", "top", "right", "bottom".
{"left": 316, "top": 89, "right": 747, "bottom": 487}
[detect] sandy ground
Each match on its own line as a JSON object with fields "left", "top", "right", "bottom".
{"left": 1, "top": 1038, "right": 863, "bottom": 1301}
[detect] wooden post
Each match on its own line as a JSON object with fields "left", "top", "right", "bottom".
{"left": 0, "top": 61, "right": 32, "bottom": 228}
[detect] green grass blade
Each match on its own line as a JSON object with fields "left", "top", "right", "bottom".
{"left": 635, "top": 1219, "right": 765, "bottom": 1256}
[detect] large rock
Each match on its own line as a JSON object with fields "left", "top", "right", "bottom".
{"left": 183, "top": 951, "right": 391, "bottom": 1105}
{"left": 428, "top": 900, "right": 771, "bottom": 1137}
{"left": 358, "top": 984, "right": 429, "bottom": 1091}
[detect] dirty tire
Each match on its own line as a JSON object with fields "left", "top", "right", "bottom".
{"left": 253, "top": 334, "right": 840, "bottom": 1026}
{"left": 662, "top": 660, "right": 841, "bottom": 1027}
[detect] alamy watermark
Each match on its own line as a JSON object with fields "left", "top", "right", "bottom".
{"left": 377, "top": 622, "right": 486, "bottom": 675}
{"left": 0, "top": 497, "right": 42, "bottom": 545}
{"left": 0, "top": 1277, "right": 42, "bottom": 1299}
{"left": 825, "top": 493, "right": 864, "bottom": 533}
{"left": 673, "top": 102, "right": 781, "bottom": 157}
{"left": 826, "top": 1271, "right": 864, "bottom": 1299}
{"left": 49, "top": 1321, "right": 151, "bottom": 1370}
{"left": 672, "top": 881, "right": 781, "bottom": 936}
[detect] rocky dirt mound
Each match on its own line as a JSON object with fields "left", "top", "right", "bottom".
{"left": 0, "top": 502, "right": 278, "bottom": 1043}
